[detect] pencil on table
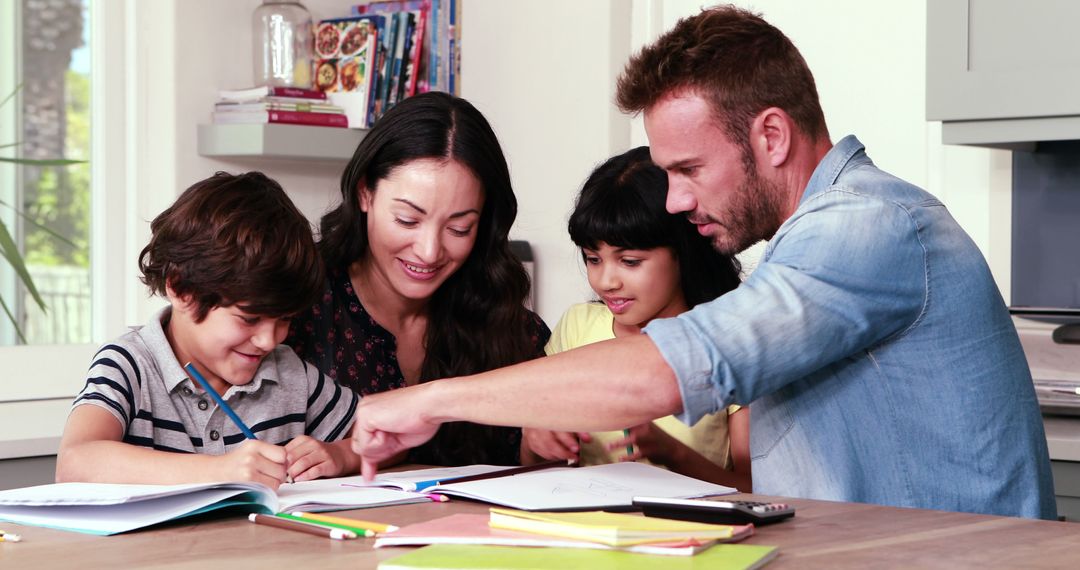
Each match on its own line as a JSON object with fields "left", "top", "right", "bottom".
{"left": 293, "top": 512, "right": 399, "bottom": 533}
{"left": 0, "top": 531, "right": 23, "bottom": 542}
{"left": 275, "top": 513, "right": 374, "bottom": 537}
{"left": 248, "top": 513, "right": 357, "bottom": 540}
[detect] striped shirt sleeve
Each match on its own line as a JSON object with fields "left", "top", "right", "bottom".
{"left": 302, "top": 360, "right": 358, "bottom": 442}
{"left": 72, "top": 342, "right": 143, "bottom": 432}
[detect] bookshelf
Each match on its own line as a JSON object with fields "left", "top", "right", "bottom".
{"left": 197, "top": 123, "right": 366, "bottom": 161}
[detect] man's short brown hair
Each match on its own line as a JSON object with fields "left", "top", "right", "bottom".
{"left": 139, "top": 171, "right": 323, "bottom": 322}
{"left": 617, "top": 5, "right": 828, "bottom": 151}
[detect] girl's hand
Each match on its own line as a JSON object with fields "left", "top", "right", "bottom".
{"left": 285, "top": 436, "right": 347, "bottom": 482}
{"left": 607, "top": 422, "right": 681, "bottom": 465}
{"left": 522, "top": 428, "right": 591, "bottom": 462}
{"left": 219, "top": 440, "right": 289, "bottom": 490}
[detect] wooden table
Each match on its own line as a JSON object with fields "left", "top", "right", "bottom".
{"left": 1, "top": 493, "right": 1078, "bottom": 569}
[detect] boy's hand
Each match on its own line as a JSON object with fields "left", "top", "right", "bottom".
{"left": 522, "top": 428, "right": 591, "bottom": 462}
{"left": 285, "top": 436, "right": 349, "bottom": 482}
{"left": 606, "top": 422, "right": 680, "bottom": 465}
{"left": 219, "top": 440, "right": 289, "bottom": 490}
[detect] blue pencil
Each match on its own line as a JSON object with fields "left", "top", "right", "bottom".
{"left": 184, "top": 362, "right": 257, "bottom": 440}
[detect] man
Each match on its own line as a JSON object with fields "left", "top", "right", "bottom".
{"left": 351, "top": 5, "right": 1056, "bottom": 519}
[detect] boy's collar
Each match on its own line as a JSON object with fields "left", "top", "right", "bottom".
{"left": 139, "top": 306, "right": 279, "bottom": 395}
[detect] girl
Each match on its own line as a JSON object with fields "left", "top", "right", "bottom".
{"left": 521, "top": 146, "right": 751, "bottom": 491}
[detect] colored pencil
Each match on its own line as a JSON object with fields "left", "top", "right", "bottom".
{"left": 248, "top": 513, "right": 356, "bottom": 540}
{"left": 184, "top": 363, "right": 257, "bottom": 439}
{"left": 184, "top": 362, "right": 293, "bottom": 484}
{"left": 425, "top": 493, "right": 449, "bottom": 502}
{"left": 624, "top": 429, "right": 635, "bottom": 457}
{"left": 293, "top": 512, "right": 399, "bottom": 533}
{"left": 275, "top": 513, "right": 375, "bottom": 537}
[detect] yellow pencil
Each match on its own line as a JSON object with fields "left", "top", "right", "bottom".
{"left": 292, "top": 512, "right": 399, "bottom": 533}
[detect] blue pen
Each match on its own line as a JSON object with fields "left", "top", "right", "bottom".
{"left": 184, "top": 362, "right": 257, "bottom": 440}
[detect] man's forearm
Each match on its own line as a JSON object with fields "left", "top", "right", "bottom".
{"left": 431, "top": 334, "right": 684, "bottom": 431}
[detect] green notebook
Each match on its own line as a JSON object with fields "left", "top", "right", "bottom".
{"left": 378, "top": 543, "right": 778, "bottom": 570}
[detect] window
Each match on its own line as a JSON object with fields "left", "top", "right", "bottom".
{"left": 1, "top": 0, "right": 135, "bottom": 460}
{"left": 1, "top": 0, "right": 91, "bottom": 347}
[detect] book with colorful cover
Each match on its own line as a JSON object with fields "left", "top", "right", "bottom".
{"left": 212, "top": 109, "right": 350, "bottom": 127}
{"left": 218, "top": 85, "right": 328, "bottom": 102}
{"left": 374, "top": 513, "right": 744, "bottom": 556}
{"left": 313, "top": 15, "right": 382, "bottom": 128}
{"left": 402, "top": 7, "right": 427, "bottom": 97}
{"left": 488, "top": 508, "right": 751, "bottom": 547}
{"left": 387, "top": 12, "right": 411, "bottom": 108}
{"left": 0, "top": 477, "right": 428, "bottom": 536}
{"left": 378, "top": 543, "right": 779, "bottom": 570}
{"left": 356, "top": 1, "right": 432, "bottom": 93}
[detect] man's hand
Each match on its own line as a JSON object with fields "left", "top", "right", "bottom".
{"left": 351, "top": 385, "right": 442, "bottom": 480}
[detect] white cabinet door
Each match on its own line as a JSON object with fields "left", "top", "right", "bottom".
{"left": 927, "top": 0, "right": 1080, "bottom": 122}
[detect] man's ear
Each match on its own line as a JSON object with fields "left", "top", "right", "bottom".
{"left": 750, "top": 107, "right": 793, "bottom": 169}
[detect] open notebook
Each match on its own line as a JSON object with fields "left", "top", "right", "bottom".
{"left": 0, "top": 477, "right": 429, "bottom": 536}
{"left": 353, "top": 462, "right": 737, "bottom": 511}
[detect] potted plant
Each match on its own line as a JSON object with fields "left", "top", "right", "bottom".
{"left": 0, "top": 86, "right": 84, "bottom": 342}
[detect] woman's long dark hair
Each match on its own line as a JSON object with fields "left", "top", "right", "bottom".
{"left": 569, "top": 146, "right": 741, "bottom": 308}
{"left": 320, "top": 92, "right": 538, "bottom": 464}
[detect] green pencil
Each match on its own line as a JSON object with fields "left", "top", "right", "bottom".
{"left": 274, "top": 513, "right": 375, "bottom": 537}
{"left": 623, "top": 429, "right": 635, "bottom": 458}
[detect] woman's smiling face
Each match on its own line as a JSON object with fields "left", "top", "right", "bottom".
{"left": 359, "top": 158, "right": 484, "bottom": 303}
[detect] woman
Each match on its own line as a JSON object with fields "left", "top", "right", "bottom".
{"left": 287, "top": 92, "right": 549, "bottom": 467}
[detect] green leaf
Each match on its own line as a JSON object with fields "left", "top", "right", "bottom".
{"left": 0, "top": 198, "right": 80, "bottom": 249}
{"left": 0, "top": 156, "right": 86, "bottom": 166}
{"left": 0, "top": 295, "right": 28, "bottom": 344}
{"left": 0, "top": 219, "right": 47, "bottom": 311}
{"left": 0, "top": 83, "right": 21, "bottom": 110}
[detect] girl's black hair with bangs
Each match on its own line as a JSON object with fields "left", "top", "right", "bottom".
{"left": 568, "top": 146, "right": 742, "bottom": 308}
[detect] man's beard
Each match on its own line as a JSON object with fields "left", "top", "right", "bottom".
{"left": 699, "top": 168, "right": 786, "bottom": 256}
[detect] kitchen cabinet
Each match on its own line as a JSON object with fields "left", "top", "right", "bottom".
{"left": 926, "top": 0, "right": 1080, "bottom": 147}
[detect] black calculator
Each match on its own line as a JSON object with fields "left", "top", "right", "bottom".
{"left": 632, "top": 496, "right": 795, "bottom": 525}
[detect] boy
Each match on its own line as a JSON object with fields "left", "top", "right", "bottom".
{"left": 57, "top": 172, "right": 360, "bottom": 490}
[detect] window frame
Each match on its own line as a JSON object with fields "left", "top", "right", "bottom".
{"left": 0, "top": 0, "right": 174, "bottom": 460}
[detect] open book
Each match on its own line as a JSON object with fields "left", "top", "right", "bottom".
{"left": 353, "top": 462, "right": 737, "bottom": 511}
{"left": 0, "top": 477, "right": 429, "bottom": 536}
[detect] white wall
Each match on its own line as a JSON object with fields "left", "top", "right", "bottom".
{"left": 167, "top": 0, "right": 1013, "bottom": 328}
{"left": 641, "top": 1, "right": 1013, "bottom": 300}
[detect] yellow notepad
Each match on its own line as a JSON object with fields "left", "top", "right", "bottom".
{"left": 488, "top": 508, "right": 743, "bottom": 547}
{"left": 379, "top": 543, "right": 779, "bottom": 570}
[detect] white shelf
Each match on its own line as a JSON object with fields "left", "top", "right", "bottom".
{"left": 197, "top": 123, "right": 366, "bottom": 161}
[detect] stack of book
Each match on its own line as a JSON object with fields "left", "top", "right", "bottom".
{"left": 211, "top": 86, "right": 349, "bottom": 128}
{"left": 375, "top": 508, "right": 778, "bottom": 569}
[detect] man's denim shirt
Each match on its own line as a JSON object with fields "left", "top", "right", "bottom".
{"left": 645, "top": 135, "right": 1056, "bottom": 519}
